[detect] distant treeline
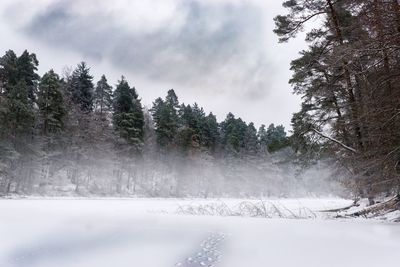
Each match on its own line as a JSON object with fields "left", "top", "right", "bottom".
{"left": 0, "top": 50, "right": 315, "bottom": 197}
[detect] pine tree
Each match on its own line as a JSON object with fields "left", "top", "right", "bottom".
{"left": 113, "top": 77, "right": 144, "bottom": 150}
{"left": 179, "top": 103, "right": 209, "bottom": 149}
{"left": 191, "top": 103, "right": 206, "bottom": 141}
{"left": 204, "top": 112, "right": 219, "bottom": 151}
{"left": 150, "top": 90, "right": 180, "bottom": 148}
{"left": 0, "top": 50, "right": 18, "bottom": 137}
{"left": 16, "top": 50, "right": 40, "bottom": 105}
{"left": 0, "top": 50, "right": 40, "bottom": 194}
{"left": 0, "top": 50, "right": 18, "bottom": 94}
{"left": 165, "top": 89, "right": 179, "bottom": 110}
{"left": 69, "top": 62, "right": 94, "bottom": 112}
{"left": 275, "top": 0, "right": 400, "bottom": 196}
{"left": 0, "top": 50, "right": 38, "bottom": 139}
{"left": 221, "top": 113, "right": 245, "bottom": 154}
{"left": 179, "top": 104, "right": 194, "bottom": 129}
{"left": 257, "top": 124, "right": 268, "bottom": 154}
{"left": 176, "top": 104, "right": 196, "bottom": 150}
{"left": 265, "top": 124, "right": 289, "bottom": 153}
{"left": 37, "top": 70, "right": 66, "bottom": 134}
{"left": 6, "top": 80, "right": 34, "bottom": 138}
{"left": 244, "top": 122, "right": 258, "bottom": 155}
{"left": 94, "top": 74, "right": 113, "bottom": 115}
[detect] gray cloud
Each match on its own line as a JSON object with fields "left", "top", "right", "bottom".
{"left": 22, "top": 0, "right": 270, "bottom": 98}
{"left": 0, "top": 0, "right": 305, "bottom": 128}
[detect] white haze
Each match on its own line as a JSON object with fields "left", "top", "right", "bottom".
{"left": 8, "top": 147, "right": 345, "bottom": 198}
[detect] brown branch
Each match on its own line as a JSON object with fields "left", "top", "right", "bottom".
{"left": 289, "top": 11, "right": 328, "bottom": 36}
{"left": 382, "top": 111, "right": 400, "bottom": 127}
{"left": 311, "top": 128, "right": 357, "bottom": 153}
{"left": 347, "top": 195, "right": 400, "bottom": 217}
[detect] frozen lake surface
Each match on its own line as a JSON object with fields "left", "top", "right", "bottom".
{"left": 0, "top": 198, "right": 399, "bottom": 267}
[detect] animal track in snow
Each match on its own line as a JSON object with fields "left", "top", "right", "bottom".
{"left": 175, "top": 233, "right": 226, "bottom": 267}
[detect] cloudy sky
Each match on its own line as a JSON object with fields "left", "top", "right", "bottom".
{"left": 0, "top": 0, "right": 306, "bottom": 129}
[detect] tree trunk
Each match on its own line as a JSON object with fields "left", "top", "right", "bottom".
{"left": 326, "top": 0, "right": 364, "bottom": 150}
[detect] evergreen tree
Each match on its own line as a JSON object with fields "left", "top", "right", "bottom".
{"left": 69, "top": 62, "right": 94, "bottom": 112}
{"left": 221, "top": 113, "right": 247, "bottom": 153}
{"left": 165, "top": 89, "right": 179, "bottom": 110}
{"left": 0, "top": 50, "right": 18, "bottom": 94}
{"left": 6, "top": 80, "right": 34, "bottom": 138}
{"left": 257, "top": 124, "right": 268, "bottom": 154}
{"left": 151, "top": 97, "right": 165, "bottom": 128}
{"left": 0, "top": 50, "right": 38, "bottom": 138}
{"left": 178, "top": 104, "right": 192, "bottom": 128}
{"left": 290, "top": 109, "right": 322, "bottom": 166}
{"left": 0, "top": 50, "right": 18, "bottom": 137}
{"left": 94, "top": 74, "right": 113, "bottom": 115}
{"left": 16, "top": 50, "right": 39, "bottom": 105}
{"left": 150, "top": 90, "right": 180, "bottom": 148}
{"left": 37, "top": 70, "right": 66, "bottom": 134}
{"left": 113, "top": 77, "right": 144, "bottom": 150}
{"left": 265, "top": 123, "right": 289, "bottom": 152}
{"left": 191, "top": 103, "right": 206, "bottom": 138}
{"left": 244, "top": 122, "right": 258, "bottom": 155}
{"left": 176, "top": 104, "right": 196, "bottom": 150}
{"left": 275, "top": 0, "right": 400, "bottom": 196}
{"left": 203, "top": 112, "right": 219, "bottom": 151}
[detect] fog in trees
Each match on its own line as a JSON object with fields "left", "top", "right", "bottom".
{"left": 0, "top": 51, "right": 342, "bottom": 197}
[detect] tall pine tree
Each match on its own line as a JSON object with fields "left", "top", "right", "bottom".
{"left": 150, "top": 89, "right": 180, "bottom": 148}
{"left": 0, "top": 50, "right": 38, "bottom": 139}
{"left": 113, "top": 77, "right": 144, "bottom": 150}
{"left": 16, "top": 50, "right": 39, "bottom": 105}
{"left": 69, "top": 62, "right": 94, "bottom": 112}
{"left": 37, "top": 70, "right": 66, "bottom": 134}
{"left": 94, "top": 74, "right": 113, "bottom": 115}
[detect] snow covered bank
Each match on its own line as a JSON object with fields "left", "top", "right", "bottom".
{"left": 0, "top": 198, "right": 399, "bottom": 267}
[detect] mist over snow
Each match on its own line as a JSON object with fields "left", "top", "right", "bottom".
{"left": 1, "top": 1, "right": 400, "bottom": 266}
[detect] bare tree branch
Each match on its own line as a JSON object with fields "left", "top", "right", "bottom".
{"left": 311, "top": 128, "right": 357, "bottom": 153}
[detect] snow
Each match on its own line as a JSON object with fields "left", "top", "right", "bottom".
{"left": 0, "top": 198, "right": 399, "bottom": 267}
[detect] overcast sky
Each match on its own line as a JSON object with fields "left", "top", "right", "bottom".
{"left": 0, "top": 0, "right": 307, "bottom": 129}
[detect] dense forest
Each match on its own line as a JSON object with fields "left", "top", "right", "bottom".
{"left": 1, "top": 50, "right": 333, "bottom": 197}
{"left": 1, "top": 0, "right": 399, "bottom": 201}
{"left": 274, "top": 0, "right": 400, "bottom": 202}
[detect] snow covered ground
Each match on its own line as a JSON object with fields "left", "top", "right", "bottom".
{"left": 0, "top": 198, "right": 399, "bottom": 267}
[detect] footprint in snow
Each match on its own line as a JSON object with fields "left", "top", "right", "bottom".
{"left": 175, "top": 233, "right": 226, "bottom": 267}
